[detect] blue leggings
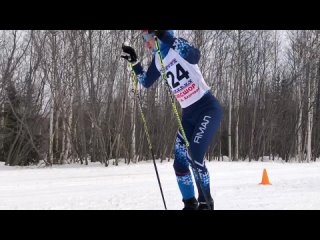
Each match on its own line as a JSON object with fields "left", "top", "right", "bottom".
{"left": 174, "top": 92, "right": 223, "bottom": 203}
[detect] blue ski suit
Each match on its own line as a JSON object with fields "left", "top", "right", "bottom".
{"left": 132, "top": 30, "right": 223, "bottom": 203}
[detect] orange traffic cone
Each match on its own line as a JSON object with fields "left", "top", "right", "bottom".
{"left": 260, "top": 168, "right": 271, "bottom": 185}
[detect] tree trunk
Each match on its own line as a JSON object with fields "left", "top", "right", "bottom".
{"left": 297, "top": 77, "right": 303, "bottom": 162}
{"left": 1, "top": 100, "right": 4, "bottom": 160}
{"left": 235, "top": 30, "right": 242, "bottom": 161}
{"left": 55, "top": 105, "right": 60, "bottom": 163}
{"left": 228, "top": 70, "right": 232, "bottom": 161}
{"left": 131, "top": 97, "right": 136, "bottom": 163}
{"left": 60, "top": 102, "right": 66, "bottom": 164}
{"left": 306, "top": 62, "right": 313, "bottom": 163}
{"left": 63, "top": 89, "right": 73, "bottom": 164}
{"left": 49, "top": 96, "right": 54, "bottom": 165}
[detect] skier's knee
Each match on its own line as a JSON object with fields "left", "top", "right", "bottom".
{"left": 173, "top": 159, "right": 189, "bottom": 174}
{"left": 173, "top": 160, "right": 181, "bottom": 172}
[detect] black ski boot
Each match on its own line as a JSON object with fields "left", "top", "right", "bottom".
{"left": 197, "top": 200, "right": 214, "bottom": 210}
{"left": 182, "top": 197, "right": 199, "bottom": 210}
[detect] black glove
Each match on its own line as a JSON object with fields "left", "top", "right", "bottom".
{"left": 148, "top": 30, "right": 166, "bottom": 39}
{"left": 121, "top": 44, "right": 138, "bottom": 63}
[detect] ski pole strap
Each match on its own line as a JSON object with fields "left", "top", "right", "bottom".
{"left": 129, "top": 63, "right": 138, "bottom": 94}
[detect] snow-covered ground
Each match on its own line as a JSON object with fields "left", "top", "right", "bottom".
{"left": 0, "top": 160, "right": 319, "bottom": 210}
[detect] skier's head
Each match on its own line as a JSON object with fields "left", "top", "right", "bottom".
{"left": 142, "top": 30, "right": 155, "bottom": 50}
{"left": 141, "top": 30, "right": 175, "bottom": 56}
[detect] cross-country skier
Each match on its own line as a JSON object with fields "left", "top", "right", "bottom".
{"left": 121, "top": 30, "right": 223, "bottom": 210}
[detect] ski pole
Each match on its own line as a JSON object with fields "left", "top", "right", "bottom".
{"left": 129, "top": 63, "right": 167, "bottom": 210}
{"left": 154, "top": 37, "right": 213, "bottom": 210}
